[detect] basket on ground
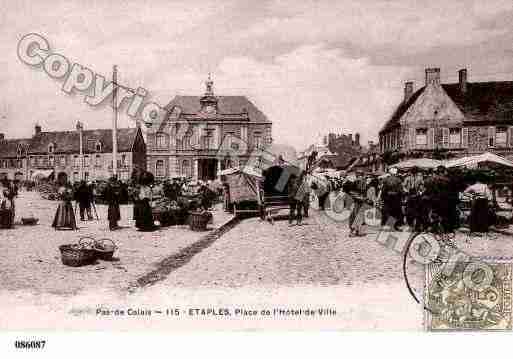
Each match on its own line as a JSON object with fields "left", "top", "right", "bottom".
{"left": 188, "top": 211, "right": 212, "bottom": 231}
{"left": 59, "top": 237, "right": 97, "bottom": 267}
{"left": 21, "top": 217, "right": 38, "bottom": 225}
{"left": 93, "top": 238, "right": 117, "bottom": 261}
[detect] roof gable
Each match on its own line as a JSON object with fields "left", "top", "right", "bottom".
{"left": 400, "top": 83, "right": 465, "bottom": 125}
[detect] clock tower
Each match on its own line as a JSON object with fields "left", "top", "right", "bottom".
{"left": 199, "top": 73, "right": 218, "bottom": 115}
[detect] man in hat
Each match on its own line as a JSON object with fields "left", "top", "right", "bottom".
{"left": 348, "top": 170, "right": 367, "bottom": 236}
{"left": 381, "top": 167, "right": 404, "bottom": 230}
{"left": 403, "top": 166, "right": 425, "bottom": 231}
{"left": 428, "top": 165, "right": 452, "bottom": 233}
{"left": 75, "top": 180, "right": 93, "bottom": 221}
{"left": 287, "top": 174, "right": 302, "bottom": 225}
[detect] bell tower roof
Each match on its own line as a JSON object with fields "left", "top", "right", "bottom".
{"left": 199, "top": 73, "right": 218, "bottom": 114}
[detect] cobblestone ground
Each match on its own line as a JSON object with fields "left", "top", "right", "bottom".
{"left": 0, "top": 191, "right": 232, "bottom": 296}
{"left": 163, "top": 210, "right": 415, "bottom": 288}
{"left": 163, "top": 197, "right": 513, "bottom": 289}
{"left": 2, "top": 191, "right": 513, "bottom": 330}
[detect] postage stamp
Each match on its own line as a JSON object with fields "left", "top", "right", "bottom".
{"left": 425, "top": 259, "right": 512, "bottom": 331}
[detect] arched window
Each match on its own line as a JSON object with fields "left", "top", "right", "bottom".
{"left": 155, "top": 160, "right": 165, "bottom": 178}
{"left": 182, "top": 160, "right": 191, "bottom": 178}
{"left": 95, "top": 141, "right": 102, "bottom": 152}
{"left": 48, "top": 142, "right": 55, "bottom": 153}
{"left": 156, "top": 133, "right": 168, "bottom": 149}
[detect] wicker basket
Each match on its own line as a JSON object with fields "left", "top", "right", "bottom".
{"left": 59, "top": 237, "right": 97, "bottom": 267}
{"left": 21, "top": 217, "right": 38, "bottom": 225}
{"left": 188, "top": 211, "right": 212, "bottom": 231}
{"left": 93, "top": 238, "right": 117, "bottom": 261}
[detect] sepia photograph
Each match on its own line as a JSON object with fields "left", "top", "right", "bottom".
{"left": 2, "top": 0, "right": 513, "bottom": 353}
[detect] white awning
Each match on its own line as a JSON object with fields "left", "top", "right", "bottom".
{"left": 219, "top": 166, "right": 263, "bottom": 179}
{"left": 391, "top": 158, "right": 444, "bottom": 170}
{"left": 445, "top": 152, "right": 513, "bottom": 169}
{"left": 31, "top": 169, "right": 54, "bottom": 179}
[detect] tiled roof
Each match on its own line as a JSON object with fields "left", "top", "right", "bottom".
{"left": 164, "top": 95, "right": 270, "bottom": 123}
{"left": 444, "top": 82, "right": 513, "bottom": 124}
{"left": 1, "top": 128, "right": 140, "bottom": 156}
{"left": 380, "top": 88, "right": 424, "bottom": 133}
{"left": 380, "top": 81, "right": 513, "bottom": 133}
{"left": 0, "top": 139, "right": 31, "bottom": 158}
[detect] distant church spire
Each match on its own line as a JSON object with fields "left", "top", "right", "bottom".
{"left": 205, "top": 73, "right": 214, "bottom": 96}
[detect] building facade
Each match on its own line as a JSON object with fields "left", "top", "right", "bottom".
{"left": 0, "top": 124, "right": 146, "bottom": 182}
{"left": 146, "top": 77, "right": 272, "bottom": 180}
{"left": 379, "top": 68, "right": 513, "bottom": 165}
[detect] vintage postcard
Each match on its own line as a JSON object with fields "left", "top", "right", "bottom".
{"left": 2, "top": 0, "right": 513, "bottom": 344}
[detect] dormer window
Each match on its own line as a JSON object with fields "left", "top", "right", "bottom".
{"left": 48, "top": 143, "right": 55, "bottom": 153}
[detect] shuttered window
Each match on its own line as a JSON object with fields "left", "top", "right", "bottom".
{"left": 488, "top": 126, "right": 496, "bottom": 147}
{"left": 409, "top": 128, "right": 415, "bottom": 149}
{"left": 442, "top": 127, "right": 449, "bottom": 148}
{"left": 449, "top": 128, "right": 461, "bottom": 147}
{"left": 509, "top": 127, "right": 513, "bottom": 147}
{"left": 415, "top": 128, "right": 427, "bottom": 146}
{"left": 462, "top": 128, "right": 469, "bottom": 148}
{"left": 496, "top": 127, "right": 507, "bottom": 147}
{"left": 428, "top": 128, "right": 435, "bottom": 149}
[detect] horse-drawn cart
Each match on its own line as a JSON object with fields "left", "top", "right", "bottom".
{"left": 221, "top": 164, "right": 302, "bottom": 220}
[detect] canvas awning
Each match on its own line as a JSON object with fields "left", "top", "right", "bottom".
{"left": 31, "top": 169, "right": 54, "bottom": 179}
{"left": 390, "top": 158, "right": 444, "bottom": 170}
{"left": 445, "top": 152, "right": 513, "bottom": 169}
{"left": 219, "top": 166, "right": 263, "bottom": 179}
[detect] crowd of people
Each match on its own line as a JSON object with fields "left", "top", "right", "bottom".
{"left": 286, "top": 164, "right": 501, "bottom": 236}
{"left": 0, "top": 170, "right": 222, "bottom": 233}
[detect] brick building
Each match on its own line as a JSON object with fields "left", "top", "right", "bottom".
{"left": 146, "top": 76, "right": 272, "bottom": 180}
{"left": 379, "top": 67, "right": 513, "bottom": 164}
{"left": 0, "top": 123, "right": 146, "bottom": 182}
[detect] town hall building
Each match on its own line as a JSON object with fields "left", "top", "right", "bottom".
{"left": 146, "top": 76, "right": 273, "bottom": 180}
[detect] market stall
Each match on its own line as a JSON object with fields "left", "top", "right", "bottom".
{"left": 220, "top": 166, "right": 263, "bottom": 217}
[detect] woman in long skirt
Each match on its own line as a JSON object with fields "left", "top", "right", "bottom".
{"left": 105, "top": 177, "right": 121, "bottom": 231}
{"left": 135, "top": 185, "right": 155, "bottom": 231}
{"left": 0, "top": 179, "right": 15, "bottom": 229}
{"left": 52, "top": 179, "right": 77, "bottom": 230}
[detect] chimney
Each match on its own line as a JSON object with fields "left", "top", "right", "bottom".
{"left": 404, "top": 81, "right": 414, "bottom": 102}
{"left": 459, "top": 68, "right": 467, "bottom": 93}
{"left": 425, "top": 68, "right": 441, "bottom": 86}
{"left": 34, "top": 123, "right": 41, "bottom": 136}
{"left": 355, "top": 133, "right": 360, "bottom": 146}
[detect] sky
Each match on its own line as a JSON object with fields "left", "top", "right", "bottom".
{"left": 1, "top": 0, "right": 513, "bottom": 150}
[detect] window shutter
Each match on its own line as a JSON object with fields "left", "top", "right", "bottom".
{"left": 462, "top": 127, "right": 469, "bottom": 148}
{"left": 428, "top": 128, "right": 434, "bottom": 149}
{"left": 488, "top": 126, "right": 495, "bottom": 147}
{"left": 508, "top": 126, "right": 513, "bottom": 147}
{"left": 409, "top": 128, "right": 415, "bottom": 149}
{"left": 442, "top": 127, "right": 449, "bottom": 148}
